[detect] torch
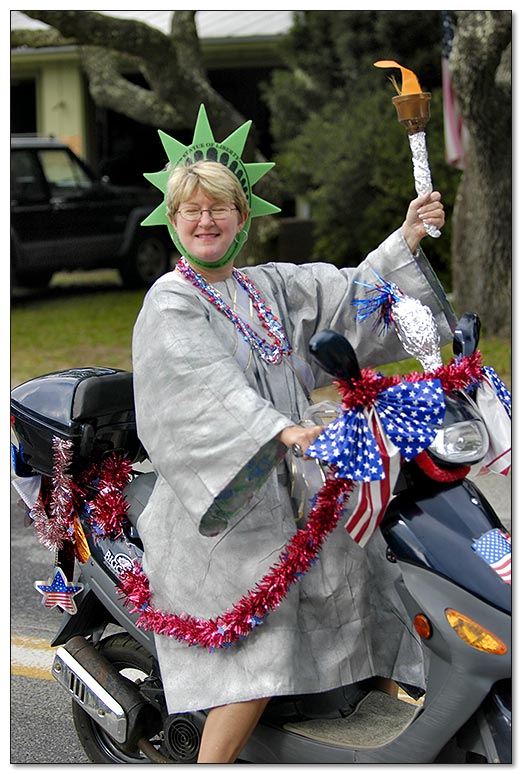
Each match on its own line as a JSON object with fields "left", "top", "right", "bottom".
{"left": 374, "top": 60, "right": 440, "bottom": 238}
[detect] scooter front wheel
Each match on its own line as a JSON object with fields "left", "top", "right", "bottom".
{"left": 71, "top": 633, "right": 172, "bottom": 764}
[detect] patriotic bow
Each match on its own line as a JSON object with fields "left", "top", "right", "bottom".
{"left": 475, "top": 366, "right": 512, "bottom": 476}
{"left": 481, "top": 366, "right": 511, "bottom": 419}
{"left": 305, "top": 378, "right": 445, "bottom": 480}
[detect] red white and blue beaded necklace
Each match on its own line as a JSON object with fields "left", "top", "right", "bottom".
{"left": 176, "top": 256, "right": 292, "bottom": 365}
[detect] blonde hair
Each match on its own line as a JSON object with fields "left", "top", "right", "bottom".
{"left": 166, "top": 161, "right": 250, "bottom": 222}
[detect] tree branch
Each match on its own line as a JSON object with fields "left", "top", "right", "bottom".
{"left": 11, "top": 27, "right": 76, "bottom": 48}
{"left": 14, "top": 11, "right": 268, "bottom": 152}
{"left": 170, "top": 11, "right": 206, "bottom": 79}
{"left": 20, "top": 10, "right": 167, "bottom": 58}
{"left": 80, "top": 47, "right": 181, "bottom": 128}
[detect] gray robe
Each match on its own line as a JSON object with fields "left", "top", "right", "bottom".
{"left": 132, "top": 229, "right": 456, "bottom": 713}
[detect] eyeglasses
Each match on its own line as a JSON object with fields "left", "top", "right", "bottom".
{"left": 176, "top": 205, "right": 237, "bottom": 222}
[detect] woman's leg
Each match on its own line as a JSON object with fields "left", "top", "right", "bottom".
{"left": 197, "top": 697, "right": 271, "bottom": 763}
{"left": 373, "top": 676, "right": 399, "bottom": 697}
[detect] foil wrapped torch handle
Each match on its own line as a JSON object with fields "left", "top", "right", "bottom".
{"left": 407, "top": 132, "right": 441, "bottom": 238}
{"left": 392, "top": 91, "right": 441, "bottom": 239}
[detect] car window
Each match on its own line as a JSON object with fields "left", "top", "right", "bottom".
{"left": 39, "top": 149, "right": 92, "bottom": 195}
{"left": 11, "top": 150, "right": 48, "bottom": 204}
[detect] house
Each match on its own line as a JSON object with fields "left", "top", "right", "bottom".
{"left": 11, "top": 10, "right": 314, "bottom": 261}
{"left": 11, "top": 11, "right": 296, "bottom": 174}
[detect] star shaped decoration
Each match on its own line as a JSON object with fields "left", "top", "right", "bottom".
{"left": 34, "top": 567, "right": 83, "bottom": 614}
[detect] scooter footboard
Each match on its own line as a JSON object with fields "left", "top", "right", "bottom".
{"left": 246, "top": 563, "right": 511, "bottom": 764}
{"left": 360, "top": 562, "right": 511, "bottom": 763}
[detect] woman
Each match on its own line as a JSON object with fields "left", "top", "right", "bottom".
{"left": 132, "top": 157, "right": 453, "bottom": 763}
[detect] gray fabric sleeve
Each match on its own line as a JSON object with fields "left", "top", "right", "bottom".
{"left": 249, "top": 228, "right": 456, "bottom": 383}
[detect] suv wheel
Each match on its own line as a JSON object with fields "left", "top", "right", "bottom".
{"left": 14, "top": 268, "right": 54, "bottom": 289}
{"left": 119, "top": 233, "right": 172, "bottom": 288}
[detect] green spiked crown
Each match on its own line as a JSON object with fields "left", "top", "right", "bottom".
{"left": 141, "top": 104, "right": 280, "bottom": 269}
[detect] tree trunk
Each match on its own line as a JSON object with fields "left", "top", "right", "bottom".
{"left": 450, "top": 11, "right": 511, "bottom": 337}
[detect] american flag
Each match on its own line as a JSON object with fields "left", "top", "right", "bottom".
{"left": 472, "top": 529, "right": 511, "bottom": 584}
{"left": 482, "top": 366, "right": 512, "bottom": 419}
{"left": 442, "top": 11, "right": 468, "bottom": 169}
{"left": 475, "top": 370, "right": 512, "bottom": 477}
{"left": 344, "top": 412, "right": 402, "bottom": 546}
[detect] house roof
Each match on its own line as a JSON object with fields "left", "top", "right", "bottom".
{"left": 10, "top": 10, "right": 296, "bottom": 40}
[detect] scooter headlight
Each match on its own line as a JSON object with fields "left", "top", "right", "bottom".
{"left": 428, "top": 419, "right": 489, "bottom": 464}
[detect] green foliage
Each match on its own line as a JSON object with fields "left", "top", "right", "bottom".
{"left": 264, "top": 11, "right": 463, "bottom": 289}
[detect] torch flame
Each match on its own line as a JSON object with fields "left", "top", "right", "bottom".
{"left": 374, "top": 60, "right": 422, "bottom": 95}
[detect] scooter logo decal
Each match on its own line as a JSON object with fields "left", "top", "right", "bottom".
{"left": 103, "top": 549, "right": 134, "bottom": 578}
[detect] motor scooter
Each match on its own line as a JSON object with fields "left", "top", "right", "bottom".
{"left": 10, "top": 312, "right": 511, "bottom": 764}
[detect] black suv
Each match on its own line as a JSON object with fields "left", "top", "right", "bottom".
{"left": 11, "top": 135, "right": 173, "bottom": 289}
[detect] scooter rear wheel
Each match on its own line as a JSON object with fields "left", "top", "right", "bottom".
{"left": 71, "top": 632, "right": 171, "bottom": 764}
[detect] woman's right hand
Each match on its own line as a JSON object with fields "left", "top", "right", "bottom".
{"left": 401, "top": 191, "right": 445, "bottom": 253}
{"left": 277, "top": 424, "right": 325, "bottom": 458}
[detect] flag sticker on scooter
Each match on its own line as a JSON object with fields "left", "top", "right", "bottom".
{"left": 472, "top": 529, "right": 511, "bottom": 584}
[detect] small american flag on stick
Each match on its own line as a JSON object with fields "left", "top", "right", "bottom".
{"left": 472, "top": 529, "right": 511, "bottom": 585}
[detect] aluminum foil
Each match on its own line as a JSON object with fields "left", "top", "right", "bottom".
{"left": 408, "top": 131, "right": 441, "bottom": 239}
{"left": 393, "top": 295, "right": 443, "bottom": 372}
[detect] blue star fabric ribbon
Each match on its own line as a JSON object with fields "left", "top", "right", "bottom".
{"left": 307, "top": 410, "right": 385, "bottom": 481}
{"left": 374, "top": 380, "right": 445, "bottom": 457}
{"left": 481, "top": 366, "right": 511, "bottom": 419}
{"left": 306, "top": 378, "right": 445, "bottom": 479}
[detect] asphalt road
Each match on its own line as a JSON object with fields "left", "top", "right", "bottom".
{"left": 10, "top": 466, "right": 511, "bottom": 765}
{"left": 10, "top": 479, "right": 90, "bottom": 764}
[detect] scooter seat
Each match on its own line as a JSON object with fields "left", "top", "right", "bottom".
{"left": 124, "top": 471, "right": 157, "bottom": 528}
{"left": 71, "top": 369, "right": 136, "bottom": 420}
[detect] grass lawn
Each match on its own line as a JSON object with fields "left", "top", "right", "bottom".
{"left": 11, "top": 273, "right": 144, "bottom": 386}
{"left": 11, "top": 271, "right": 511, "bottom": 392}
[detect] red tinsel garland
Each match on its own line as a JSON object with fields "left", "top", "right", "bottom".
{"left": 32, "top": 449, "right": 134, "bottom": 550}
{"left": 30, "top": 437, "right": 75, "bottom": 550}
{"left": 335, "top": 350, "right": 484, "bottom": 410}
{"left": 76, "top": 454, "right": 133, "bottom": 540}
{"left": 119, "top": 476, "right": 353, "bottom": 651}
{"left": 116, "top": 350, "right": 489, "bottom": 651}
{"left": 31, "top": 350, "right": 491, "bottom": 651}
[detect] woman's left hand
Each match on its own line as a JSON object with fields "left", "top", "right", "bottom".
{"left": 401, "top": 191, "right": 445, "bottom": 253}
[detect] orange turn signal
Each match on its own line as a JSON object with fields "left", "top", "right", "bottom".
{"left": 445, "top": 608, "right": 507, "bottom": 655}
{"left": 413, "top": 614, "right": 432, "bottom": 639}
